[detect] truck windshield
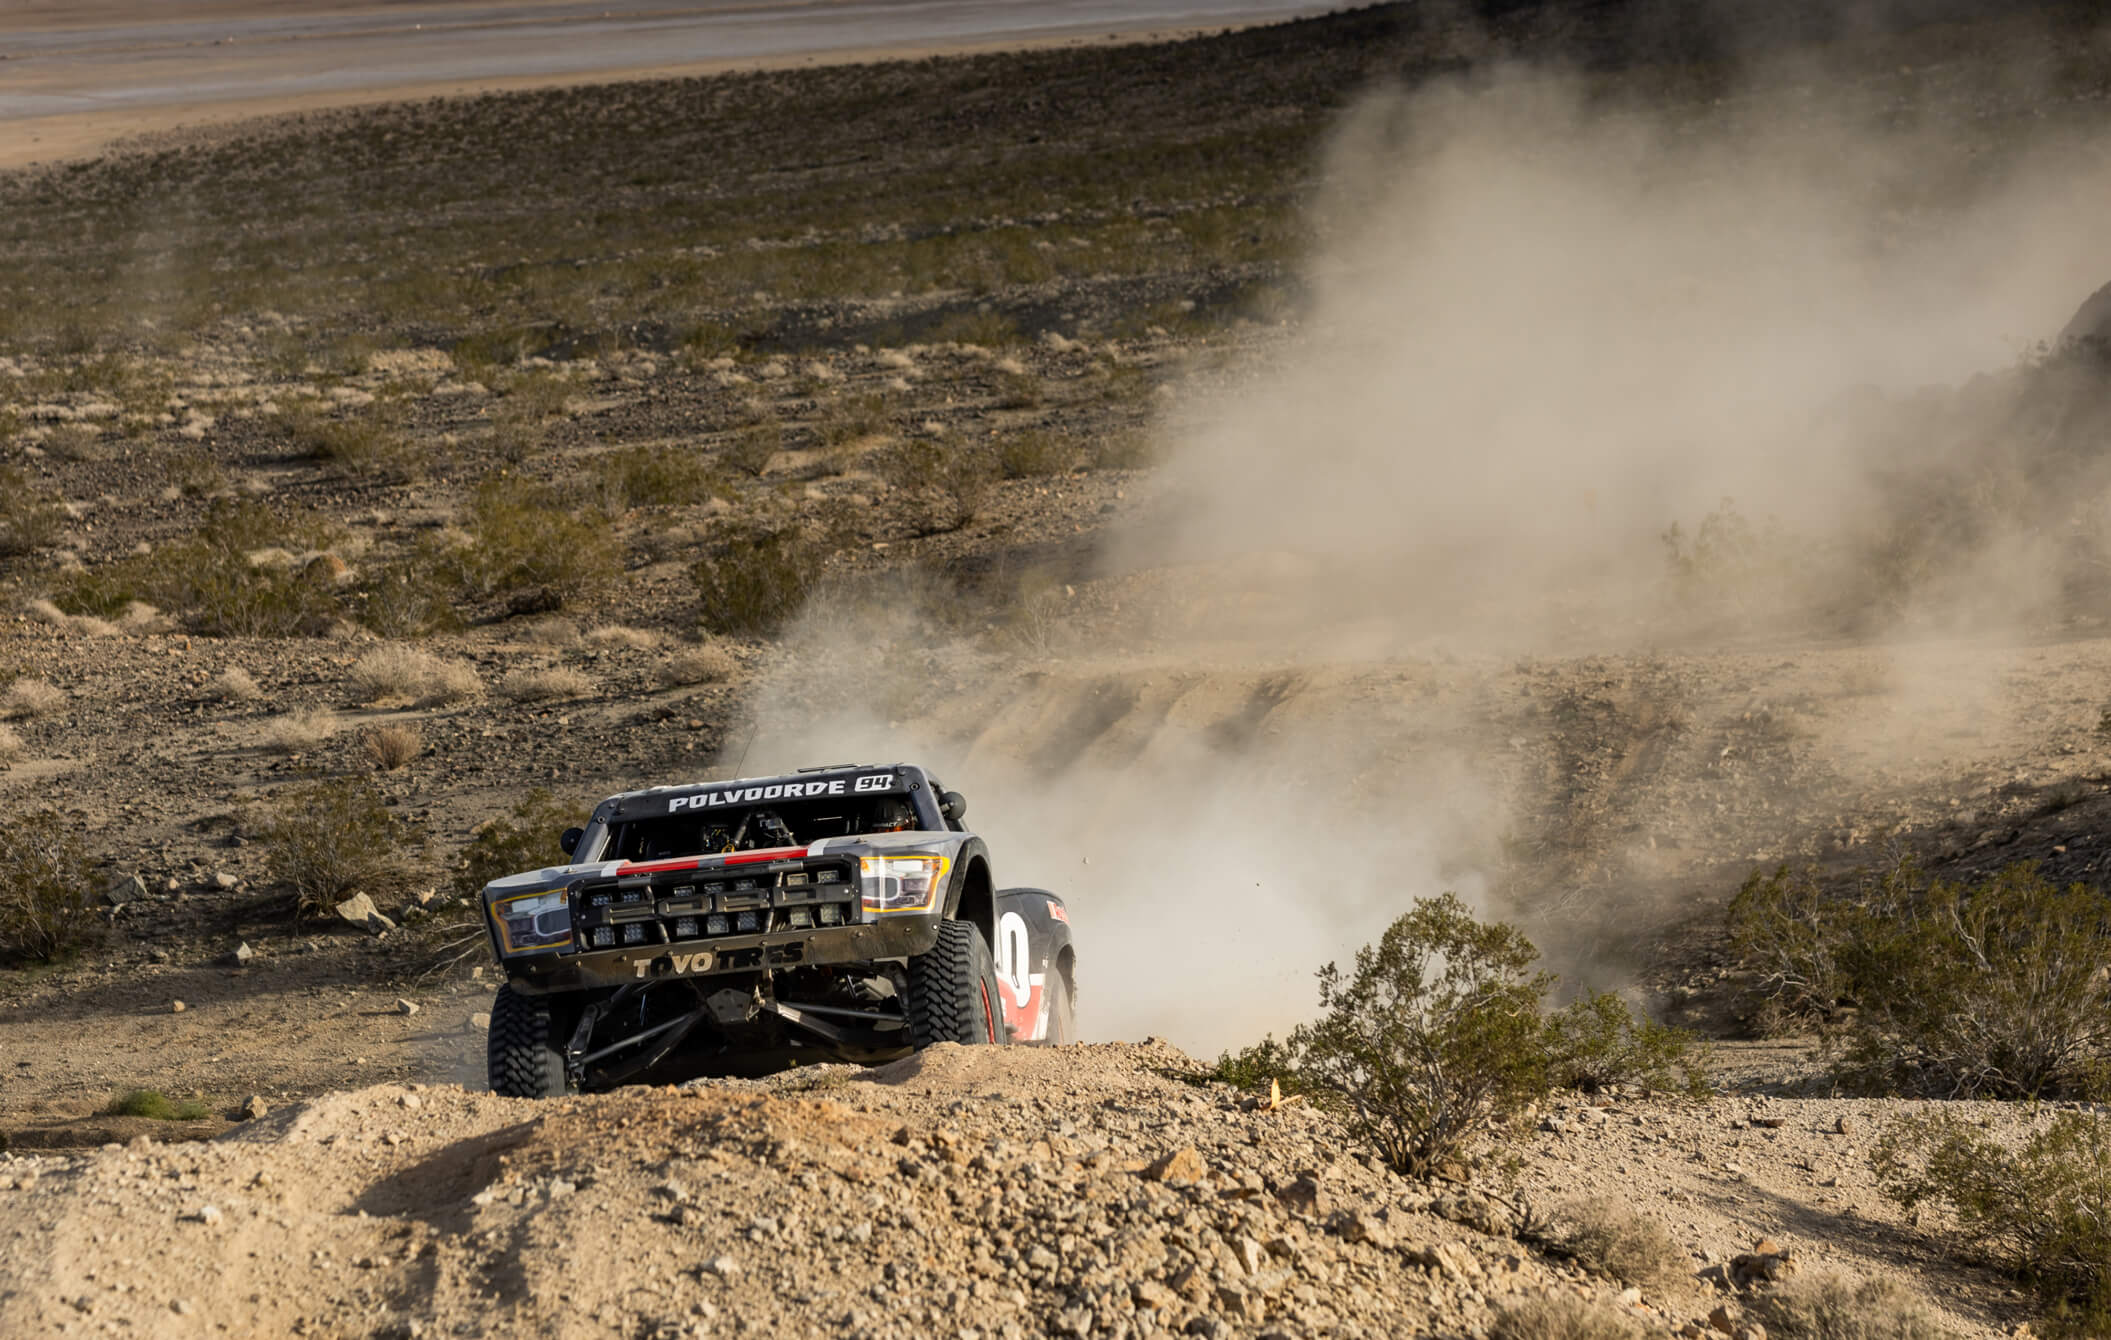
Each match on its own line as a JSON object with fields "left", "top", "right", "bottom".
{"left": 609, "top": 793, "right": 922, "bottom": 861}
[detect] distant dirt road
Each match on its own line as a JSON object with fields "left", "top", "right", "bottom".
{"left": 0, "top": 0, "right": 1340, "bottom": 167}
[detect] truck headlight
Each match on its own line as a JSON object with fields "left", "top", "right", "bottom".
{"left": 860, "top": 854, "right": 949, "bottom": 914}
{"left": 492, "top": 889, "right": 572, "bottom": 954}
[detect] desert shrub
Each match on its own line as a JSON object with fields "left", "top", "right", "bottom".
{"left": 1877, "top": 1111, "right": 2111, "bottom": 1334}
{"left": 348, "top": 645, "right": 482, "bottom": 706}
{"left": 0, "top": 679, "right": 64, "bottom": 720}
{"left": 162, "top": 446, "right": 230, "bottom": 498}
{"left": 0, "top": 467, "right": 68, "bottom": 556}
{"left": 1744, "top": 1272, "right": 1950, "bottom": 1340}
{"left": 360, "top": 723, "right": 423, "bottom": 771}
{"left": 1729, "top": 861, "right": 2111, "bottom": 1099}
{"left": 451, "top": 789, "right": 588, "bottom": 899}
{"left": 458, "top": 477, "right": 621, "bottom": 609}
{"left": 1489, "top": 1295, "right": 1642, "bottom": 1340}
{"left": 262, "top": 778, "right": 418, "bottom": 917}
{"left": 0, "top": 818, "right": 98, "bottom": 964}
{"left": 693, "top": 526, "right": 824, "bottom": 635}
{"left": 271, "top": 405, "right": 417, "bottom": 479}
{"left": 817, "top": 391, "right": 894, "bottom": 449}
{"left": 1097, "top": 432, "right": 1165, "bottom": 474}
{"left": 1552, "top": 1198, "right": 1691, "bottom": 1292}
{"left": 56, "top": 498, "right": 344, "bottom": 637}
{"left": 929, "top": 309, "right": 1021, "bottom": 347}
{"left": 263, "top": 708, "right": 339, "bottom": 754}
{"left": 521, "top": 617, "right": 580, "bottom": 646}
{"left": 994, "top": 368, "right": 1042, "bottom": 410}
{"left": 1206, "top": 1036, "right": 1308, "bottom": 1096}
{"left": 724, "top": 419, "right": 781, "bottom": 477}
{"left": 1661, "top": 498, "right": 1800, "bottom": 609}
{"left": 1546, "top": 991, "right": 1710, "bottom": 1096}
{"left": 499, "top": 666, "right": 592, "bottom": 703}
{"left": 1292, "top": 894, "right": 1558, "bottom": 1178}
{"left": 210, "top": 666, "right": 263, "bottom": 702}
{"left": 355, "top": 545, "right": 462, "bottom": 638}
{"left": 491, "top": 369, "right": 575, "bottom": 425}
{"left": 889, "top": 439, "right": 996, "bottom": 533}
{"left": 1224, "top": 895, "right": 1702, "bottom": 1178}
{"left": 591, "top": 445, "right": 727, "bottom": 509}
{"left": 0, "top": 724, "right": 22, "bottom": 765}
{"left": 657, "top": 643, "right": 737, "bottom": 687}
{"left": 101, "top": 1089, "right": 211, "bottom": 1121}
{"left": 584, "top": 624, "right": 661, "bottom": 650}
{"left": 997, "top": 429, "right": 1075, "bottom": 479}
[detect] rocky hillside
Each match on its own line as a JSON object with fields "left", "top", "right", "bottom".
{"left": 0, "top": 1043, "right": 2028, "bottom": 1339}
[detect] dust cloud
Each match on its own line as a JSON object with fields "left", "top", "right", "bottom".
{"left": 728, "top": 61, "right": 2111, "bottom": 1056}
{"left": 1117, "top": 68, "right": 2111, "bottom": 652}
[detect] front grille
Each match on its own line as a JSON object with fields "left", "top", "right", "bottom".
{"left": 571, "top": 859, "right": 860, "bottom": 952}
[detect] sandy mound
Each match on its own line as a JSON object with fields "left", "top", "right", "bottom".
{"left": 0, "top": 1044, "right": 2024, "bottom": 1338}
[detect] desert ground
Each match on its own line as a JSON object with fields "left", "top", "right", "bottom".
{"left": 5, "top": 0, "right": 2111, "bottom": 1335}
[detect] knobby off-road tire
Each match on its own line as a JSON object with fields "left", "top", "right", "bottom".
{"left": 906, "top": 919, "right": 1003, "bottom": 1048}
{"left": 488, "top": 984, "right": 575, "bottom": 1098}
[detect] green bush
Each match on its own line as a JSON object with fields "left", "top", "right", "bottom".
{"left": 1292, "top": 894, "right": 1556, "bottom": 1177}
{"left": 1220, "top": 895, "right": 1703, "bottom": 1179}
{"left": 102, "top": 1089, "right": 211, "bottom": 1121}
{"left": 1547, "top": 990, "right": 1710, "bottom": 1096}
{"left": 0, "top": 817, "right": 98, "bottom": 965}
{"left": 56, "top": 498, "right": 345, "bottom": 637}
{"left": 0, "top": 467, "right": 68, "bottom": 556}
{"left": 355, "top": 544, "right": 464, "bottom": 637}
{"left": 693, "top": 526, "right": 824, "bottom": 635}
{"left": 452, "top": 789, "right": 589, "bottom": 900}
{"left": 1878, "top": 1110, "right": 2111, "bottom": 1335}
{"left": 271, "top": 404, "right": 417, "bottom": 479}
{"left": 590, "top": 445, "right": 727, "bottom": 509}
{"left": 458, "top": 476, "right": 621, "bottom": 610}
{"left": 1729, "top": 861, "right": 2111, "bottom": 1099}
{"left": 997, "top": 429, "right": 1075, "bottom": 479}
{"left": 1206, "top": 1036, "right": 1308, "bottom": 1096}
{"left": 724, "top": 419, "right": 781, "bottom": 477}
{"left": 262, "top": 778, "right": 420, "bottom": 918}
{"left": 889, "top": 439, "right": 996, "bottom": 533}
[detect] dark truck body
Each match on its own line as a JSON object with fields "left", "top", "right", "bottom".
{"left": 480, "top": 763, "right": 1074, "bottom": 1094}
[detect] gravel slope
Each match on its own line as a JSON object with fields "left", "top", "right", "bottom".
{"left": 0, "top": 1043, "right": 2027, "bottom": 1339}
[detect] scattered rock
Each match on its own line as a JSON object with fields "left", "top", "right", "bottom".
{"left": 170, "top": 1000, "right": 187, "bottom": 1013}
{"left": 333, "top": 892, "right": 396, "bottom": 934}
{"left": 229, "top": 941, "right": 255, "bottom": 964}
{"left": 103, "top": 873, "right": 148, "bottom": 906}
{"left": 396, "top": 998, "right": 419, "bottom": 1016}
{"left": 1142, "top": 1146, "right": 1208, "bottom": 1184}
{"left": 468, "top": 1012, "right": 492, "bottom": 1032}
{"left": 240, "top": 1095, "right": 269, "bottom": 1120}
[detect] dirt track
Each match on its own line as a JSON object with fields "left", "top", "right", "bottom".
{"left": 0, "top": 1043, "right": 2034, "bottom": 1339}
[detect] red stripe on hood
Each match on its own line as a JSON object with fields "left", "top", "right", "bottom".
{"left": 615, "top": 845, "right": 811, "bottom": 875}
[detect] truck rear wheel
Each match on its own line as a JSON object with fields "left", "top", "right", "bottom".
{"left": 906, "top": 920, "right": 1002, "bottom": 1048}
{"left": 488, "top": 984, "right": 576, "bottom": 1098}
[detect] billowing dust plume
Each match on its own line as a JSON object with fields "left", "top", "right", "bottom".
{"left": 727, "top": 63, "right": 2111, "bottom": 1056}
{"left": 1116, "top": 68, "right": 2111, "bottom": 653}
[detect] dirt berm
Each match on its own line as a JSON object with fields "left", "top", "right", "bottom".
{"left": 0, "top": 1042, "right": 2025, "bottom": 1338}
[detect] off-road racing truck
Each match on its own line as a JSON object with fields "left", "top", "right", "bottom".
{"left": 479, "top": 763, "right": 1075, "bottom": 1097}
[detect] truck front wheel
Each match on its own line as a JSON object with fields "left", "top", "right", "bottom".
{"left": 905, "top": 920, "right": 1003, "bottom": 1047}
{"left": 488, "top": 984, "right": 578, "bottom": 1098}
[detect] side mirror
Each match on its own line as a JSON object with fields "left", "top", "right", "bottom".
{"left": 940, "top": 791, "right": 966, "bottom": 824}
{"left": 559, "top": 827, "right": 584, "bottom": 857}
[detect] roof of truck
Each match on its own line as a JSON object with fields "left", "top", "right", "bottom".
{"left": 590, "top": 763, "right": 930, "bottom": 819}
